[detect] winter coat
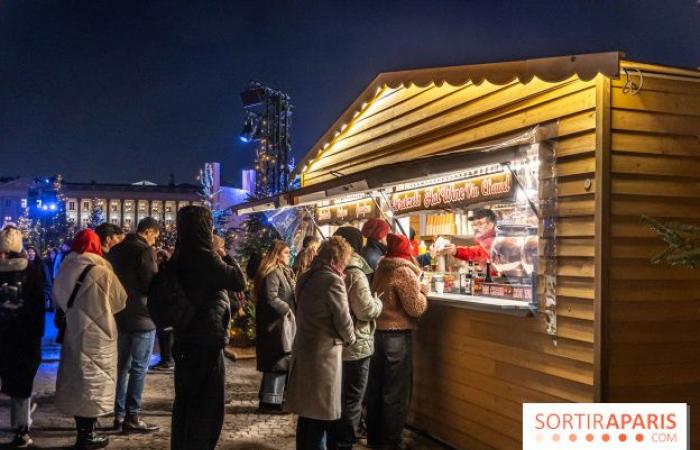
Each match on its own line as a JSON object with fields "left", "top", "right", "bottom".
{"left": 174, "top": 206, "right": 246, "bottom": 347}
{"left": 52, "top": 251, "right": 127, "bottom": 417}
{"left": 343, "top": 253, "right": 382, "bottom": 361}
{"left": 285, "top": 262, "right": 355, "bottom": 420}
{"left": 0, "top": 251, "right": 45, "bottom": 398}
{"left": 361, "top": 239, "right": 387, "bottom": 282}
{"left": 108, "top": 234, "right": 158, "bottom": 332}
{"left": 255, "top": 265, "right": 296, "bottom": 372}
{"left": 371, "top": 257, "right": 428, "bottom": 331}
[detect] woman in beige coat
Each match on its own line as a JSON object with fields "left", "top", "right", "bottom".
{"left": 53, "top": 229, "right": 127, "bottom": 450}
{"left": 285, "top": 236, "right": 356, "bottom": 450}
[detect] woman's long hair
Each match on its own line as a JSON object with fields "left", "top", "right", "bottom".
{"left": 293, "top": 239, "right": 320, "bottom": 278}
{"left": 253, "top": 240, "right": 289, "bottom": 301}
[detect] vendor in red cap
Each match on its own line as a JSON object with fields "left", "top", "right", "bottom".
{"left": 360, "top": 218, "right": 391, "bottom": 272}
{"left": 440, "top": 208, "right": 497, "bottom": 263}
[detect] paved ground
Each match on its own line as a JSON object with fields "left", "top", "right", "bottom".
{"left": 0, "top": 350, "right": 449, "bottom": 449}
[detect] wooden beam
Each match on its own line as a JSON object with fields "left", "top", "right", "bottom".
{"left": 594, "top": 74, "right": 612, "bottom": 402}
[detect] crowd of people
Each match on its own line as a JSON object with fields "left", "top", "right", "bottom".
{"left": 254, "top": 219, "right": 429, "bottom": 450}
{"left": 0, "top": 211, "right": 429, "bottom": 450}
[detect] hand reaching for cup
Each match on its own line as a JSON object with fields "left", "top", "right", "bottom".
{"left": 437, "top": 244, "right": 457, "bottom": 256}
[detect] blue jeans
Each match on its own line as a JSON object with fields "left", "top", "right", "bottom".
{"left": 115, "top": 330, "right": 156, "bottom": 418}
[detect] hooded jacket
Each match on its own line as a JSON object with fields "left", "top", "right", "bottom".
{"left": 108, "top": 233, "right": 158, "bottom": 332}
{"left": 173, "top": 206, "right": 246, "bottom": 347}
{"left": 343, "top": 252, "right": 382, "bottom": 361}
{"left": 371, "top": 257, "right": 428, "bottom": 331}
{"left": 52, "top": 251, "right": 127, "bottom": 417}
{"left": 0, "top": 248, "right": 45, "bottom": 398}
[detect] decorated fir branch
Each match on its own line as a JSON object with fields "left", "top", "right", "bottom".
{"left": 642, "top": 215, "right": 700, "bottom": 269}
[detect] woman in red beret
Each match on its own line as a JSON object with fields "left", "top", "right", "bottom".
{"left": 366, "top": 233, "right": 428, "bottom": 449}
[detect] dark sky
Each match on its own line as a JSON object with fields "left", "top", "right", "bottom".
{"left": 1, "top": 1, "right": 699, "bottom": 186}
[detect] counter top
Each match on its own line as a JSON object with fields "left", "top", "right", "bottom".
{"left": 427, "top": 292, "right": 537, "bottom": 317}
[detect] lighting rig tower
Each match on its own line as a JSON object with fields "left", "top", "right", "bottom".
{"left": 239, "top": 81, "right": 293, "bottom": 197}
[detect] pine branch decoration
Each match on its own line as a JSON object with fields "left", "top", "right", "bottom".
{"left": 642, "top": 215, "right": 700, "bottom": 268}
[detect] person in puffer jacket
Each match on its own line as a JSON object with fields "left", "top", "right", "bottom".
{"left": 0, "top": 226, "right": 45, "bottom": 449}
{"left": 366, "top": 233, "right": 428, "bottom": 450}
{"left": 53, "top": 229, "right": 127, "bottom": 450}
{"left": 333, "top": 226, "right": 383, "bottom": 450}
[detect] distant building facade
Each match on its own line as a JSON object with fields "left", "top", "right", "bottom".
{"left": 63, "top": 182, "right": 202, "bottom": 230}
{"left": 0, "top": 177, "right": 30, "bottom": 225}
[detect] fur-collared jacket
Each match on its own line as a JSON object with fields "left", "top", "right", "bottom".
{"left": 371, "top": 257, "right": 428, "bottom": 331}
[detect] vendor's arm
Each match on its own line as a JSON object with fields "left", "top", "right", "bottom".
{"left": 454, "top": 244, "right": 490, "bottom": 263}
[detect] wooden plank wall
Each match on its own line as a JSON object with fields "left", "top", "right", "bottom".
{"left": 606, "top": 63, "right": 700, "bottom": 446}
{"left": 301, "top": 77, "right": 602, "bottom": 449}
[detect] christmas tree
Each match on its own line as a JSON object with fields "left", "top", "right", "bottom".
{"left": 88, "top": 198, "right": 105, "bottom": 229}
{"left": 643, "top": 215, "right": 700, "bottom": 268}
{"left": 42, "top": 175, "right": 75, "bottom": 250}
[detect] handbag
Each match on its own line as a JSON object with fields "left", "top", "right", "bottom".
{"left": 55, "top": 265, "right": 94, "bottom": 344}
{"left": 281, "top": 309, "right": 296, "bottom": 353}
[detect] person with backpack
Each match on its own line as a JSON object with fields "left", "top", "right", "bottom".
{"left": 52, "top": 229, "right": 127, "bottom": 450}
{"left": 169, "top": 206, "right": 246, "bottom": 450}
{"left": 0, "top": 226, "right": 45, "bottom": 448}
{"left": 107, "top": 217, "right": 161, "bottom": 433}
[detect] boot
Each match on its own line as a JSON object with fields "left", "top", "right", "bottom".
{"left": 9, "top": 426, "right": 33, "bottom": 448}
{"left": 74, "top": 417, "right": 109, "bottom": 450}
{"left": 123, "top": 413, "right": 159, "bottom": 433}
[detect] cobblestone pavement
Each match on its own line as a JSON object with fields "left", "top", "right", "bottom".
{"left": 0, "top": 355, "right": 449, "bottom": 449}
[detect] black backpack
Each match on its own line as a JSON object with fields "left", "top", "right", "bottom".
{"left": 147, "top": 258, "right": 196, "bottom": 331}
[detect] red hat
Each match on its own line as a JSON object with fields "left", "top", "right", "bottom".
{"left": 386, "top": 233, "right": 413, "bottom": 261}
{"left": 361, "top": 219, "right": 391, "bottom": 241}
{"left": 71, "top": 229, "right": 103, "bottom": 257}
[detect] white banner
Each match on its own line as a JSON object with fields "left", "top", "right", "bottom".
{"left": 523, "top": 403, "right": 688, "bottom": 450}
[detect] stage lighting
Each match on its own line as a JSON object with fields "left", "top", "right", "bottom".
{"left": 240, "top": 83, "right": 266, "bottom": 107}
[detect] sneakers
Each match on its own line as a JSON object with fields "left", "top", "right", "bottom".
{"left": 9, "top": 429, "right": 32, "bottom": 448}
{"left": 122, "top": 414, "right": 160, "bottom": 433}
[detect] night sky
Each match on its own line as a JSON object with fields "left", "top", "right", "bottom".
{"left": 1, "top": 0, "right": 698, "bottom": 186}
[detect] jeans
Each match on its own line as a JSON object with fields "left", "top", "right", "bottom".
{"left": 115, "top": 330, "right": 156, "bottom": 418}
{"left": 296, "top": 416, "right": 337, "bottom": 450}
{"left": 10, "top": 396, "right": 32, "bottom": 429}
{"left": 259, "top": 372, "right": 287, "bottom": 405}
{"left": 336, "top": 357, "right": 371, "bottom": 448}
{"left": 366, "top": 331, "right": 413, "bottom": 448}
{"left": 156, "top": 328, "right": 174, "bottom": 365}
{"left": 171, "top": 342, "right": 225, "bottom": 450}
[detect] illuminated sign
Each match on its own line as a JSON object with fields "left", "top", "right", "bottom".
{"left": 390, "top": 172, "right": 515, "bottom": 214}
{"left": 315, "top": 199, "right": 378, "bottom": 225}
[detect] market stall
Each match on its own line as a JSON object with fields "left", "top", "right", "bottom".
{"left": 235, "top": 52, "right": 700, "bottom": 450}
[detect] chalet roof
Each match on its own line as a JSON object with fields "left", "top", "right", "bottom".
{"left": 295, "top": 51, "right": 625, "bottom": 177}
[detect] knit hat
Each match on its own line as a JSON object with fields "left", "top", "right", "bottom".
{"left": 386, "top": 233, "right": 413, "bottom": 261}
{"left": 361, "top": 219, "right": 390, "bottom": 241}
{"left": 0, "top": 226, "right": 23, "bottom": 254}
{"left": 334, "top": 226, "right": 363, "bottom": 254}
